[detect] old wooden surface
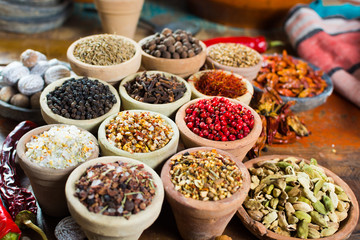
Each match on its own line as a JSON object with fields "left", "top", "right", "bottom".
{"left": 0, "top": 11, "right": 359, "bottom": 240}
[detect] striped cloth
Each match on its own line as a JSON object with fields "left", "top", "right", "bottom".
{"left": 285, "top": 5, "right": 360, "bottom": 107}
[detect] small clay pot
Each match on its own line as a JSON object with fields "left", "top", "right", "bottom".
{"left": 187, "top": 69, "right": 254, "bottom": 105}
{"left": 175, "top": 97, "right": 262, "bottom": 162}
{"left": 138, "top": 35, "right": 207, "bottom": 78}
{"left": 16, "top": 124, "right": 99, "bottom": 217}
{"left": 161, "top": 147, "right": 251, "bottom": 240}
{"left": 98, "top": 110, "right": 180, "bottom": 169}
{"left": 119, "top": 71, "right": 191, "bottom": 118}
{"left": 65, "top": 156, "right": 164, "bottom": 240}
{"left": 237, "top": 155, "right": 360, "bottom": 240}
{"left": 40, "top": 76, "right": 121, "bottom": 134}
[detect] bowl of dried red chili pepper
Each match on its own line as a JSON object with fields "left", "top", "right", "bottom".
{"left": 252, "top": 50, "right": 334, "bottom": 112}
{"left": 188, "top": 69, "right": 254, "bottom": 105}
{"left": 175, "top": 97, "right": 262, "bottom": 161}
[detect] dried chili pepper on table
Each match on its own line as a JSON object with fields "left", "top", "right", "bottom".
{"left": 0, "top": 121, "right": 47, "bottom": 240}
{"left": 0, "top": 203, "right": 21, "bottom": 240}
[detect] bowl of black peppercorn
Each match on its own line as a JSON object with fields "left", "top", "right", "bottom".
{"left": 40, "top": 76, "right": 121, "bottom": 133}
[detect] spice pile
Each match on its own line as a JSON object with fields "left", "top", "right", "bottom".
{"left": 25, "top": 125, "right": 97, "bottom": 169}
{"left": 184, "top": 97, "right": 254, "bottom": 141}
{"left": 170, "top": 149, "right": 243, "bottom": 201}
{"left": 73, "top": 34, "right": 136, "bottom": 66}
{"left": 208, "top": 43, "right": 260, "bottom": 68}
{"left": 194, "top": 70, "right": 247, "bottom": 98}
{"left": 141, "top": 28, "right": 202, "bottom": 59}
{"left": 105, "top": 111, "right": 174, "bottom": 153}
{"left": 74, "top": 161, "right": 156, "bottom": 219}
{"left": 253, "top": 50, "right": 327, "bottom": 98}
{"left": 46, "top": 77, "right": 117, "bottom": 120}
{"left": 244, "top": 157, "right": 351, "bottom": 238}
{"left": 124, "top": 72, "right": 187, "bottom": 104}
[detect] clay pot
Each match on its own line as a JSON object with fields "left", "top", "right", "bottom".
{"left": 119, "top": 71, "right": 191, "bottom": 118}
{"left": 98, "top": 110, "right": 180, "bottom": 169}
{"left": 138, "top": 35, "right": 207, "bottom": 78}
{"left": 16, "top": 124, "right": 99, "bottom": 217}
{"left": 187, "top": 69, "right": 254, "bottom": 105}
{"left": 94, "top": 0, "right": 144, "bottom": 39}
{"left": 40, "top": 76, "right": 121, "bottom": 134}
{"left": 65, "top": 156, "right": 164, "bottom": 240}
{"left": 67, "top": 34, "right": 142, "bottom": 85}
{"left": 206, "top": 43, "right": 262, "bottom": 81}
{"left": 175, "top": 97, "right": 262, "bottom": 162}
{"left": 161, "top": 147, "right": 251, "bottom": 240}
{"left": 237, "top": 155, "right": 360, "bottom": 240}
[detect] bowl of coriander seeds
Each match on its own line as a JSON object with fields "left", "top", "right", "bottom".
{"left": 206, "top": 43, "right": 262, "bottom": 81}
{"left": 67, "top": 34, "right": 142, "bottom": 85}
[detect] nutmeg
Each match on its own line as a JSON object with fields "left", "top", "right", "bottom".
{"left": 1, "top": 61, "right": 30, "bottom": 86}
{"left": 30, "top": 91, "right": 41, "bottom": 109}
{"left": 30, "top": 61, "right": 50, "bottom": 77}
{"left": 17, "top": 74, "right": 44, "bottom": 96}
{"left": 44, "top": 65, "right": 71, "bottom": 85}
{"left": 10, "top": 93, "right": 29, "bottom": 108}
{"left": 20, "top": 49, "right": 47, "bottom": 68}
{"left": 0, "top": 86, "right": 16, "bottom": 102}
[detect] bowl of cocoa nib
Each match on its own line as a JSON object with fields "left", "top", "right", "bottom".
{"left": 40, "top": 76, "right": 121, "bottom": 133}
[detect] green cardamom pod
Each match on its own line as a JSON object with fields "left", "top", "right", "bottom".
{"left": 321, "top": 226, "right": 338, "bottom": 237}
{"left": 308, "top": 228, "right": 321, "bottom": 239}
{"left": 264, "top": 184, "right": 274, "bottom": 195}
{"left": 270, "top": 198, "right": 279, "bottom": 209}
{"left": 276, "top": 161, "right": 292, "bottom": 169}
{"left": 312, "top": 200, "right": 328, "bottom": 215}
{"left": 309, "top": 211, "right": 328, "bottom": 228}
{"left": 297, "top": 220, "right": 309, "bottom": 239}
{"left": 323, "top": 195, "right": 335, "bottom": 212}
{"left": 294, "top": 211, "right": 311, "bottom": 223}
{"left": 313, "top": 179, "right": 325, "bottom": 196}
{"left": 272, "top": 188, "right": 282, "bottom": 198}
{"left": 298, "top": 196, "right": 312, "bottom": 205}
{"left": 285, "top": 185, "right": 293, "bottom": 192}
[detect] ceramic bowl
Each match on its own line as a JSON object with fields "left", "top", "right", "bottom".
{"left": 16, "top": 124, "right": 99, "bottom": 217}
{"left": 175, "top": 97, "right": 262, "bottom": 162}
{"left": 187, "top": 69, "right": 254, "bottom": 105}
{"left": 98, "top": 110, "right": 180, "bottom": 169}
{"left": 119, "top": 71, "right": 191, "bottom": 118}
{"left": 161, "top": 147, "right": 251, "bottom": 240}
{"left": 65, "top": 156, "right": 164, "bottom": 240}
{"left": 40, "top": 76, "right": 121, "bottom": 133}
{"left": 138, "top": 35, "right": 207, "bottom": 78}
{"left": 67, "top": 34, "right": 141, "bottom": 85}
{"left": 237, "top": 155, "right": 359, "bottom": 240}
{"left": 206, "top": 43, "right": 262, "bottom": 81}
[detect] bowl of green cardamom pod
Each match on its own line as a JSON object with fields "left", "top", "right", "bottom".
{"left": 237, "top": 155, "right": 359, "bottom": 240}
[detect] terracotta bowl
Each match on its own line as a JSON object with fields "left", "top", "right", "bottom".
{"left": 119, "top": 71, "right": 191, "bottom": 118}
{"left": 65, "top": 156, "right": 164, "bottom": 240}
{"left": 175, "top": 97, "right": 262, "bottom": 162}
{"left": 98, "top": 110, "right": 180, "bottom": 169}
{"left": 161, "top": 147, "right": 251, "bottom": 240}
{"left": 206, "top": 43, "right": 262, "bottom": 81}
{"left": 138, "top": 35, "right": 207, "bottom": 78}
{"left": 16, "top": 124, "right": 99, "bottom": 217}
{"left": 67, "top": 34, "right": 141, "bottom": 85}
{"left": 40, "top": 76, "right": 121, "bottom": 134}
{"left": 237, "top": 155, "right": 359, "bottom": 240}
{"left": 187, "top": 69, "right": 254, "bottom": 105}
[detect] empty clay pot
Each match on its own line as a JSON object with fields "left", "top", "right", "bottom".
{"left": 161, "top": 147, "right": 251, "bottom": 240}
{"left": 16, "top": 124, "right": 99, "bottom": 217}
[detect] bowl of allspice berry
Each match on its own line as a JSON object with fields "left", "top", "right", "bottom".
{"left": 138, "top": 28, "right": 207, "bottom": 78}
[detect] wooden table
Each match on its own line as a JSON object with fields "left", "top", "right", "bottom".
{"left": 0, "top": 10, "right": 359, "bottom": 240}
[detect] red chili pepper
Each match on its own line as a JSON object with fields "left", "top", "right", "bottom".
{"left": 0, "top": 203, "right": 21, "bottom": 240}
{"left": 203, "top": 36, "right": 283, "bottom": 53}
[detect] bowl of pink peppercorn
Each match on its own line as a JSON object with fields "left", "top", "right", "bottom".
{"left": 175, "top": 97, "right": 262, "bottom": 162}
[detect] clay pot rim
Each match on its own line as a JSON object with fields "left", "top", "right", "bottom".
{"left": 161, "top": 147, "right": 251, "bottom": 211}
{"left": 67, "top": 34, "right": 142, "bottom": 71}
{"left": 187, "top": 69, "right": 254, "bottom": 104}
{"left": 65, "top": 156, "right": 164, "bottom": 228}
{"left": 16, "top": 124, "right": 99, "bottom": 175}
{"left": 175, "top": 97, "right": 262, "bottom": 149}
{"left": 119, "top": 70, "right": 192, "bottom": 108}
{"left": 40, "top": 76, "right": 121, "bottom": 125}
{"left": 98, "top": 109, "right": 180, "bottom": 157}
{"left": 237, "top": 154, "right": 360, "bottom": 240}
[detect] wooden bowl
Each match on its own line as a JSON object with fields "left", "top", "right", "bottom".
{"left": 175, "top": 97, "right": 262, "bottom": 162}
{"left": 119, "top": 71, "right": 191, "bottom": 118}
{"left": 138, "top": 35, "right": 207, "bottom": 78}
{"left": 206, "top": 43, "right": 262, "bottom": 81}
{"left": 187, "top": 69, "right": 254, "bottom": 105}
{"left": 161, "top": 147, "right": 251, "bottom": 240}
{"left": 67, "top": 34, "right": 141, "bottom": 85}
{"left": 237, "top": 155, "right": 359, "bottom": 240}
{"left": 98, "top": 110, "right": 180, "bottom": 169}
{"left": 16, "top": 124, "right": 99, "bottom": 217}
{"left": 65, "top": 156, "right": 164, "bottom": 240}
{"left": 40, "top": 76, "right": 121, "bottom": 134}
